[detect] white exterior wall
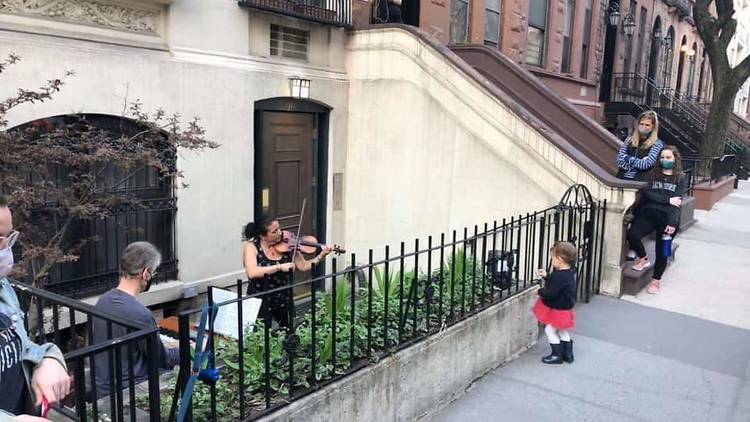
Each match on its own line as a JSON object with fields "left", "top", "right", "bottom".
{"left": 0, "top": 0, "right": 349, "bottom": 292}
{"left": 345, "top": 28, "right": 637, "bottom": 295}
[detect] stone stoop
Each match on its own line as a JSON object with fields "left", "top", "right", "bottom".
{"left": 620, "top": 196, "right": 693, "bottom": 297}
{"left": 621, "top": 239, "right": 680, "bottom": 296}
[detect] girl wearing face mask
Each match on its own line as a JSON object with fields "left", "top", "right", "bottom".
{"left": 616, "top": 110, "right": 665, "bottom": 182}
{"left": 626, "top": 145, "right": 687, "bottom": 294}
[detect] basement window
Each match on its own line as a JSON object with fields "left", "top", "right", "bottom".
{"left": 270, "top": 24, "right": 310, "bottom": 61}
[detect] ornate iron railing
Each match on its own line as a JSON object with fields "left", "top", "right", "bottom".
{"left": 238, "top": 0, "right": 352, "bottom": 27}
{"left": 167, "top": 185, "right": 607, "bottom": 421}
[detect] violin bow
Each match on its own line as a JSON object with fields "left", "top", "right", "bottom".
{"left": 290, "top": 198, "right": 307, "bottom": 277}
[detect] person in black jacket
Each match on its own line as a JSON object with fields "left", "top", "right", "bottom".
{"left": 627, "top": 145, "right": 687, "bottom": 294}
{"left": 533, "top": 242, "right": 578, "bottom": 365}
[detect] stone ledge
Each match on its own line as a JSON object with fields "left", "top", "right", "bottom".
{"left": 257, "top": 286, "right": 539, "bottom": 421}
{"left": 693, "top": 176, "right": 737, "bottom": 210}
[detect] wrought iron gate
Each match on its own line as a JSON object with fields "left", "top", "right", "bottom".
{"left": 553, "top": 184, "right": 607, "bottom": 302}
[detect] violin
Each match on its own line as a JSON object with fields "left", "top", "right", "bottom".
{"left": 271, "top": 230, "right": 345, "bottom": 255}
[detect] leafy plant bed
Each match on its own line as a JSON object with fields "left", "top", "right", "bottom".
{"left": 135, "top": 248, "right": 526, "bottom": 420}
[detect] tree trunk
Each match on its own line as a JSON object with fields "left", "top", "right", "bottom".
{"left": 699, "top": 82, "right": 738, "bottom": 166}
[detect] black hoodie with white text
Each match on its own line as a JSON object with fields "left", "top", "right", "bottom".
{"left": 638, "top": 173, "right": 688, "bottom": 227}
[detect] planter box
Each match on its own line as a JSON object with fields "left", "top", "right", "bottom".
{"left": 693, "top": 176, "right": 737, "bottom": 210}
{"left": 258, "top": 287, "right": 539, "bottom": 421}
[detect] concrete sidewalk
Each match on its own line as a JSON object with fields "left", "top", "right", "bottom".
{"left": 430, "top": 297, "right": 750, "bottom": 422}
{"left": 430, "top": 181, "right": 750, "bottom": 422}
{"left": 621, "top": 180, "right": 750, "bottom": 330}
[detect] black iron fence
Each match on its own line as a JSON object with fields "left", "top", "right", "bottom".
{"left": 10, "top": 280, "right": 163, "bottom": 422}
{"left": 238, "top": 0, "right": 351, "bottom": 27}
{"left": 164, "top": 185, "right": 606, "bottom": 421}
{"left": 683, "top": 154, "right": 739, "bottom": 189}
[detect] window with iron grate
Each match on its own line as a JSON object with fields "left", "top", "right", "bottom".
{"left": 270, "top": 24, "right": 310, "bottom": 61}
{"left": 8, "top": 114, "right": 177, "bottom": 298}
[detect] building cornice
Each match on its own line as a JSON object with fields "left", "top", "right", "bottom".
{"left": 0, "top": 0, "right": 170, "bottom": 48}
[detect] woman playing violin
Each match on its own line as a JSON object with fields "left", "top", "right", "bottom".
{"left": 243, "top": 215, "right": 333, "bottom": 329}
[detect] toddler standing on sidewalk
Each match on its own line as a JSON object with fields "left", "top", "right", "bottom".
{"left": 533, "top": 241, "right": 578, "bottom": 365}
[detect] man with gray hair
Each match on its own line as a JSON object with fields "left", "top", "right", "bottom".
{"left": 92, "top": 241, "right": 179, "bottom": 398}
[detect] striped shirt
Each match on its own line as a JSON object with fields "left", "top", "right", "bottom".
{"left": 616, "top": 138, "right": 664, "bottom": 180}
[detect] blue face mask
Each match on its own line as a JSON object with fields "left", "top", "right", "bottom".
{"left": 660, "top": 159, "right": 675, "bottom": 169}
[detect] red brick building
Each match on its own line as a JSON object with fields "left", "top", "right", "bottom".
{"left": 354, "top": 0, "right": 714, "bottom": 120}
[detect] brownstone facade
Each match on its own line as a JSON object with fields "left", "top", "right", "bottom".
{"left": 353, "top": 0, "right": 715, "bottom": 121}
{"left": 602, "top": 0, "right": 713, "bottom": 103}
{"left": 414, "top": 0, "right": 608, "bottom": 118}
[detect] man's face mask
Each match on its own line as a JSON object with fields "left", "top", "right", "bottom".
{"left": 143, "top": 268, "right": 157, "bottom": 292}
{"left": 0, "top": 231, "right": 19, "bottom": 279}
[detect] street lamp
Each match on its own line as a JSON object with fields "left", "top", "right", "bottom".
{"left": 608, "top": 2, "right": 621, "bottom": 26}
{"left": 289, "top": 76, "right": 310, "bottom": 98}
{"left": 622, "top": 13, "right": 636, "bottom": 37}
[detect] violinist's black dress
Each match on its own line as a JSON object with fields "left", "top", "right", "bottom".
{"left": 247, "top": 238, "right": 294, "bottom": 329}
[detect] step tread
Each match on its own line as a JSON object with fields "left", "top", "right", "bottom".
{"left": 621, "top": 240, "right": 680, "bottom": 296}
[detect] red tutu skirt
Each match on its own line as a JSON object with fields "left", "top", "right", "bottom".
{"left": 533, "top": 297, "right": 575, "bottom": 330}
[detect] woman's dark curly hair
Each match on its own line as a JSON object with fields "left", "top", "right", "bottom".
{"left": 652, "top": 145, "right": 683, "bottom": 181}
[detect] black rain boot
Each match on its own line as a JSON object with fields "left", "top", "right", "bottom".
{"left": 542, "top": 343, "right": 563, "bottom": 364}
{"left": 561, "top": 340, "right": 574, "bottom": 363}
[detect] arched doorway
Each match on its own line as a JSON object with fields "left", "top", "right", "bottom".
{"left": 675, "top": 36, "right": 688, "bottom": 96}
{"left": 254, "top": 97, "right": 329, "bottom": 241}
{"left": 686, "top": 42, "right": 698, "bottom": 99}
{"left": 646, "top": 16, "right": 662, "bottom": 104}
{"left": 661, "top": 26, "right": 675, "bottom": 89}
{"left": 697, "top": 48, "right": 707, "bottom": 101}
{"left": 599, "top": 0, "right": 619, "bottom": 101}
{"left": 254, "top": 97, "right": 330, "bottom": 298}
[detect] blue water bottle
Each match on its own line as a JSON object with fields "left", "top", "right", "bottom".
{"left": 662, "top": 234, "right": 673, "bottom": 258}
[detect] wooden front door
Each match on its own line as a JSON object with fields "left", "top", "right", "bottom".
{"left": 258, "top": 111, "right": 317, "bottom": 240}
